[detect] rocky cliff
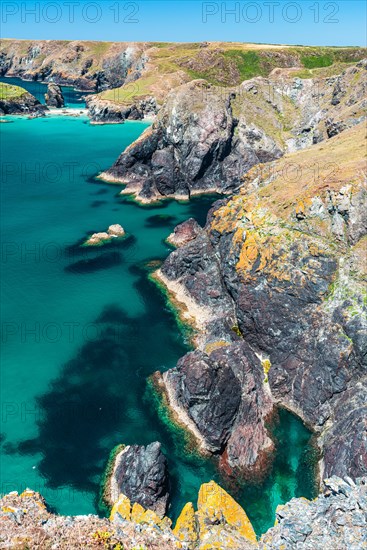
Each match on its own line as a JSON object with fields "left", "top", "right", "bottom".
{"left": 0, "top": 40, "right": 150, "bottom": 91}
{"left": 101, "top": 60, "right": 366, "bottom": 202}
{"left": 0, "top": 82, "right": 47, "bottom": 115}
{"left": 154, "top": 120, "right": 366, "bottom": 481}
{"left": 86, "top": 95, "right": 158, "bottom": 124}
{"left": 1, "top": 477, "right": 365, "bottom": 549}
{"left": 102, "top": 442, "right": 170, "bottom": 518}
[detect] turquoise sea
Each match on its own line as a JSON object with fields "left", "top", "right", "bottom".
{"left": 0, "top": 106, "right": 318, "bottom": 535}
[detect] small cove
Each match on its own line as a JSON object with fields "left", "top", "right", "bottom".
{"left": 0, "top": 111, "right": 318, "bottom": 536}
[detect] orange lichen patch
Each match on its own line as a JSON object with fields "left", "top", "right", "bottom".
{"left": 139, "top": 508, "right": 164, "bottom": 526}
{"left": 197, "top": 481, "right": 257, "bottom": 543}
{"left": 110, "top": 493, "right": 131, "bottom": 522}
{"left": 173, "top": 502, "right": 199, "bottom": 544}
{"left": 236, "top": 232, "right": 260, "bottom": 273}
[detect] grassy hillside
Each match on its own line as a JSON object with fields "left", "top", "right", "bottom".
{"left": 0, "top": 82, "right": 28, "bottom": 100}
{"left": 1, "top": 39, "right": 366, "bottom": 105}
{"left": 97, "top": 42, "right": 366, "bottom": 105}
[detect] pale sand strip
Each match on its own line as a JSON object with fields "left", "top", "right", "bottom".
{"left": 154, "top": 268, "right": 214, "bottom": 333}
{"left": 158, "top": 373, "right": 213, "bottom": 455}
{"left": 109, "top": 445, "right": 130, "bottom": 505}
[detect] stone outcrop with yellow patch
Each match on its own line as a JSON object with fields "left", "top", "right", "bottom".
{"left": 157, "top": 121, "right": 367, "bottom": 482}
{"left": 2, "top": 477, "right": 365, "bottom": 548}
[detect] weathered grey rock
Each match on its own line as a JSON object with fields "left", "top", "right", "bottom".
{"left": 260, "top": 477, "right": 367, "bottom": 549}
{"left": 44, "top": 83, "right": 65, "bottom": 108}
{"left": 102, "top": 80, "right": 283, "bottom": 201}
{"left": 102, "top": 60, "right": 367, "bottom": 202}
{"left": 156, "top": 126, "right": 366, "bottom": 481}
{"left": 162, "top": 341, "right": 274, "bottom": 478}
{"left": 86, "top": 95, "right": 158, "bottom": 124}
{"left": 108, "top": 442, "right": 169, "bottom": 517}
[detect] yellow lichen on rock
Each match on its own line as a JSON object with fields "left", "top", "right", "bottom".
{"left": 173, "top": 502, "right": 199, "bottom": 545}
{"left": 110, "top": 493, "right": 131, "bottom": 522}
{"left": 197, "top": 481, "right": 257, "bottom": 543}
{"left": 204, "top": 340, "right": 230, "bottom": 355}
{"left": 140, "top": 508, "right": 165, "bottom": 526}
{"left": 131, "top": 502, "right": 146, "bottom": 523}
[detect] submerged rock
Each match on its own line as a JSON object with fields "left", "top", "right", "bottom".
{"left": 44, "top": 83, "right": 65, "bottom": 108}
{"left": 104, "top": 442, "right": 169, "bottom": 518}
{"left": 84, "top": 224, "right": 125, "bottom": 246}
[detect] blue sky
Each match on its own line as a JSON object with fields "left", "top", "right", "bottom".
{"left": 1, "top": 0, "right": 366, "bottom": 46}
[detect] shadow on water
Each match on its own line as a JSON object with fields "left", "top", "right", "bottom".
{"left": 185, "top": 194, "right": 224, "bottom": 226}
{"left": 145, "top": 214, "right": 178, "bottom": 228}
{"left": 5, "top": 265, "right": 189, "bottom": 504}
{"left": 2, "top": 191, "right": 318, "bottom": 533}
{"left": 64, "top": 251, "right": 123, "bottom": 274}
{"left": 90, "top": 200, "right": 108, "bottom": 208}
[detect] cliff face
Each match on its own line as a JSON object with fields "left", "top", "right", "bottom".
{"left": 1, "top": 477, "right": 365, "bottom": 549}
{"left": 156, "top": 121, "right": 367, "bottom": 481}
{"left": 101, "top": 60, "right": 366, "bottom": 202}
{"left": 0, "top": 40, "right": 150, "bottom": 91}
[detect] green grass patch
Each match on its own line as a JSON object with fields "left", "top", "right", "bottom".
{"left": 301, "top": 54, "right": 333, "bottom": 69}
{"left": 223, "top": 50, "right": 263, "bottom": 80}
{"left": 0, "top": 82, "right": 28, "bottom": 100}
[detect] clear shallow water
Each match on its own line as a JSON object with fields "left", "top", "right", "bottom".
{"left": 0, "top": 76, "right": 94, "bottom": 108}
{"left": 0, "top": 115, "right": 318, "bottom": 535}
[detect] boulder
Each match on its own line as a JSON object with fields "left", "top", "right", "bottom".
{"left": 84, "top": 224, "right": 125, "bottom": 246}
{"left": 105, "top": 442, "right": 169, "bottom": 518}
{"left": 167, "top": 218, "right": 202, "bottom": 247}
{"left": 44, "top": 83, "right": 65, "bottom": 108}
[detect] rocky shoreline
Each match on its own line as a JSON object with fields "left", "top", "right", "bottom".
{"left": 152, "top": 120, "right": 367, "bottom": 484}
{"left": 1, "top": 476, "right": 365, "bottom": 548}
{"left": 100, "top": 60, "right": 367, "bottom": 202}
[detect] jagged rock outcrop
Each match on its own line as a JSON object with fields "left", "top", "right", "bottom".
{"left": 155, "top": 122, "right": 367, "bottom": 481}
{"left": 100, "top": 79, "right": 283, "bottom": 202}
{"left": 158, "top": 342, "right": 274, "bottom": 478}
{"left": 1, "top": 477, "right": 365, "bottom": 549}
{"left": 260, "top": 476, "right": 367, "bottom": 549}
{"left": 0, "top": 83, "right": 47, "bottom": 116}
{"left": 44, "top": 82, "right": 65, "bottom": 108}
{"left": 103, "top": 442, "right": 169, "bottom": 518}
{"left": 167, "top": 218, "right": 203, "bottom": 247}
{"left": 86, "top": 95, "right": 158, "bottom": 123}
{"left": 101, "top": 59, "right": 366, "bottom": 203}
